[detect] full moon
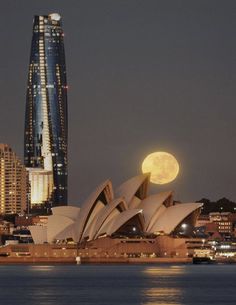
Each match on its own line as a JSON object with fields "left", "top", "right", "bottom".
{"left": 142, "top": 152, "right": 179, "bottom": 184}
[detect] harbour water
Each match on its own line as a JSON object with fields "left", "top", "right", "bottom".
{"left": 0, "top": 264, "right": 236, "bottom": 305}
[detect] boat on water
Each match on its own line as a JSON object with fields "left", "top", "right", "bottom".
{"left": 192, "top": 248, "right": 216, "bottom": 264}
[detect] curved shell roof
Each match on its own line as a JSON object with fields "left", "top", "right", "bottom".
{"left": 76, "top": 180, "right": 114, "bottom": 242}
{"left": 29, "top": 225, "right": 47, "bottom": 244}
{"left": 146, "top": 205, "right": 167, "bottom": 233}
{"left": 99, "top": 209, "right": 144, "bottom": 236}
{"left": 138, "top": 191, "right": 173, "bottom": 230}
{"left": 82, "top": 198, "right": 127, "bottom": 241}
{"left": 47, "top": 215, "right": 75, "bottom": 243}
{"left": 92, "top": 198, "right": 128, "bottom": 240}
{"left": 29, "top": 175, "right": 203, "bottom": 244}
{"left": 51, "top": 206, "right": 80, "bottom": 221}
{"left": 115, "top": 174, "right": 149, "bottom": 206}
{"left": 150, "top": 202, "right": 203, "bottom": 234}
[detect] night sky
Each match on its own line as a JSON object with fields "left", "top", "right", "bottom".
{"left": 1, "top": 0, "right": 236, "bottom": 205}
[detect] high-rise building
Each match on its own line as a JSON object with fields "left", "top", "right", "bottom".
{"left": 0, "top": 144, "right": 28, "bottom": 215}
{"left": 24, "top": 13, "right": 68, "bottom": 209}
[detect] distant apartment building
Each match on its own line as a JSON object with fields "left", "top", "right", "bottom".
{"left": 201, "top": 212, "right": 236, "bottom": 236}
{"left": 0, "top": 144, "right": 28, "bottom": 214}
{"left": 195, "top": 214, "right": 211, "bottom": 227}
{"left": 209, "top": 212, "right": 234, "bottom": 234}
{"left": 0, "top": 220, "right": 11, "bottom": 235}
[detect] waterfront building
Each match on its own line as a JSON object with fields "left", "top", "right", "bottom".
{"left": 24, "top": 13, "right": 68, "bottom": 209}
{"left": 205, "top": 212, "right": 236, "bottom": 235}
{"left": 29, "top": 174, "right": 202, "bottom": 244}
{"left": 0, "top": 144, "right": 28, "bottom": 214}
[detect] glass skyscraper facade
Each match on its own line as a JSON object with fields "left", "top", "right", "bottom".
{"left": 24, "top": 14, "right": 68, "bottom": 208}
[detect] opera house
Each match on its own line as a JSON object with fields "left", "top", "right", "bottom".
{"left": 26, "top": 174, "right": 203, "bottom": 259}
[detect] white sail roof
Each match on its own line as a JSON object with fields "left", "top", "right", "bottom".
{"left": 150, "top": 202, "right": 203, "bottom": 234}
{"left": 98, "top": 209, "right": 144, "bottom": 236}
{"left": 29, "top": 225, "right": 47, "bottom": 244}
{"left": 116, "top": 174, "right": 149, "bottom": 206}
{"left": 76, "top": 180, "right": 114, "bottom": 242}
{"left": 29, "top": 175, "right": 203, "bottom": 244}
{"left": 51, "top": 206, "right": 80, "bottom": 221}
{"left": 138, "top": 191, "right": 173, "bottom": 230}
{"left": 47, "top": 215, "right": 75, "bottom": 243}
{"left": 91, "top": 198, "right": 127, "bottom": 240}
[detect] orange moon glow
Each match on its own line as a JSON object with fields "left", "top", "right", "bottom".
{"left": 142, "top": 152, "right": 179, "bottom": 184}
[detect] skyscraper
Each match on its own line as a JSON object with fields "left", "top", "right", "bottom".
{"left": 0, "top": 144, "right": 28, "bottom": 214}
{"left": 24, "top": 13, "right": 68, "bottom": 209}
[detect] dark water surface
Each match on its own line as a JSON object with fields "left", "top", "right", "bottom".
{"left": 0, "top": 264, "right": 235, "bottom": 305}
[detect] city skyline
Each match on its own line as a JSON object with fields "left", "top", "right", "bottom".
{"left": 24, "top": 13, "right": 68, "bottom": 207}
{"left": 0, "top": 3, "right": 236, "bottom": 304}
{"left": 0, "top": 1, "right": 236, "bottom": 205}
